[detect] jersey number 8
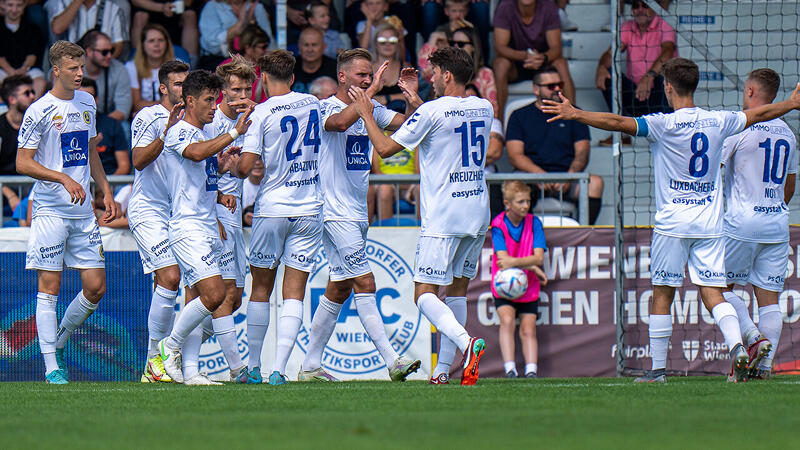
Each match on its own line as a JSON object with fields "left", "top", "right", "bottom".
{"left": 688, "top": 132, "right": 709, "bottom": 177}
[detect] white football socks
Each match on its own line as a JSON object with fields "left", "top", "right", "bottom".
{"left": 246, "top": 301, "right": 270, "bottom": 368}
{"left": 55, "top": 291, "right": 98, "bottom": 349}
{"left": 355, "top": 293, "right": 399, "bottom": 365}
{"left": 201, "top": 315, "right": 213, "bottom": 342}
{"left": 649, "top": 314, "right": 672, "bottom": 371}
{"left": 503, "top": 361, "right": 517, "bottom": 375}
{"left": 214, "top": 315, "right": 244, "bottom": 371}
{"left": 525, "top": 363, "right": 538, "bottom": 374}
{"left": 36, "top": 292, "right": 58, "bottom": 374}
{"left": 432, "top": 296, "right": 467, "bottom": 377}
{"left": 757, "top": 304, "right": 782, "bottom": 369}
{"left": 722, "top": 291, "right": 759, "bottom": 345}
{"left": 711, "top": 302, "right": 743, "bottom": 351}
{"left": 418, "top": 293, "right": 470, "bottom": 354}
{"left": 302, "top": 295, "right": 341, "bottom": 371}
{"left": 165, "top": 298, "right": 212, "bottom": 350}
{"left": 182, "top": 324, "right": 204, "bottom": 379}
{"left": 148, "top": 285, "right": 177, "bottom": 358}
{"left": 272, "top": 299, "right": 303, "bottom": 375}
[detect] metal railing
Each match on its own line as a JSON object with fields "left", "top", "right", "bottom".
{"left": 0, "top": 172, "right": 590, "bottom": 226}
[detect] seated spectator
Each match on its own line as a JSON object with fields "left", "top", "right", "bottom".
{"left": 421, "top": 0, "right": 489, "bottom": 56}
{"left": 292, "top": 27, "right": 337, "bottom": 94}
{"left": 2, "top": 187, "right": 31, "bottom": 227}
{"left": 355, "top": 0, "right": 406, "bottom": 52}
{"left": 219, "top": 24, "right": 270, "bottom": 102}
{"left": 49, "top": 0, "right": 128, "bottom": 59}
{"left": 309, "top": 75, "right": 337, "bottom": 100}
{"left": 306, "top": 1, "right": 347, "bottom": 59}
{"left": 368, "top": 135, "right": 418, "bottom": 223}
{"left": 0, "top": 0, "right": 46, "bottom": 97}
{"left": 466, "top": 83, "right": 505, "bottom": 217}
{"left": 493, "top": 0, "right": 575, "bottom": 120}
{"left": 93, "top": 186, "right": 127, "bottom": 228}
{"left": 79, "top": 78, "right": 130, "bottom": 175}
{"left": 491, "top": 180, "right": 548, "bottom": 378}
{"left": 0, "top": 75, "right": 35, "bottom": 176}
{"left": 127, "top": 24, "right": 178, "bottom": 114}
{"left": 596, "top": 0, "right": 675, "bottom": 145}
{"left": 506, "top": 67, "right": 603, "bottom": 224}
{"left": 371, "top": 23, "right": 409, "bottom": 111}
{"left": 287, "top": 0, "right": 342, "bottom": 45}
{"left": 198, "top": 0, "right": 273, "bottom": 69}
{"left": 80, "top": 30, "right": 132, "bottom": 121}
{"left": 131, "top": 0, "right": 200, "bottom": 64}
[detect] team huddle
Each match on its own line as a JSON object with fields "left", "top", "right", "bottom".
{"left": 20, "top": 40, "right": 490, "bottom": 385}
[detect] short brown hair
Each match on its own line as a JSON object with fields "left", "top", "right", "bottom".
{"left": 501, "top": 180, "right": 531, "bottom": 201}
{"left": 748, "top": 68, "right": 780, "bottom": 102}
{"left": 337, "top": 48, "right": 372, "bottom": 73}
{"left": 257, "top": 50, "right": 295, "bottom": 84}
{"left": 216, "top": 54, "right": 257, "bottom": 86}
{"left": 662, "top": 57, "right": 699, "bottom": 96}
{"left": 49, "top": 40, "right": 85, "bottom": 68}
{"left": 158, "top": 60, "right": 189, "bottom": 85}
{"left": 445, "top": 0, "right": 470, "bottom": 7}
{"left": 429, "top": 47, "right": 474, "bottom": 85}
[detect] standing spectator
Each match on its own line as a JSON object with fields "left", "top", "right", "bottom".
{"left": 596, "top": 0, "right": 676, "bottom": 145}
{"left": 306, "top": 1, "right": 347, "bottom": 59}
{"left": 371, "top": 23, "right": 409, "bottom": 111}
{"left": 0, "top": 0, "right": 46, "bottom": 97}
{"left": 220, "top": 24, "right": 270, "bottom": 103}
{"left": 198, "top": 0, "right": 273, "bottom": 69}
{"left": 506, "top": 67, "right": 603, "bottom": 224}
{"left": 79, "top": 78, "right": 130, "bottom": 175}
{"left": 491, "top": 181, "right": 547, "bottom": 378}
{"left": 80, "top": 30, "right": 132, "bottom": 121}
{"left": 292, "top": 27, "right": 337, "bottom": 94}
{"left": 420, "top": 0, "right": 489, "bottom": 55}
{"left": 493, "top": 0, "right": 575, "bottom": 120}
{"left": 126, "top": 24, "right": 177, "bottom": 114}
{"left": 130, "top": 0, "right": 200, "bottom": 65}
{"left": 49, "top": 0, "right": 128, "bottom": 59}
{"left": 0, "top": 75, "right": 35, "bottom": 175}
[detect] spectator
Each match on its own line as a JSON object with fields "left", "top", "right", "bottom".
{"left": 79, "top": 77, "right": 130, "bottom": 175}
{"left": 493, "top": 0, "right": 575, "bottom": 120}
{"left": 371, "top": 23, "right": 409, "bottom": 111}
{"left": 80, "top": 30, "right": 132, "bottom": 121}
{"left": 0, "top": 0, "right": 46, "bottom": 97}
{"left": 292, "top": 27, "right": 337, "bottom": 94}
{"left": 596, "top": 0, "right": 675, "bottom": 145}
{"left": 309, "top": 75, "right": 337, "bottom": 100}
{"left": 219, "top": 24, "right": 270, "bottom": 103}
{"left": 355, "top": 0, "right": 406, "bottom": 52}
{"left": 127, "top": 23, "right": 177, "bottom": 114}
{"left": 506, "top": 67, "right": 603, "bottom": 224}
{"left": 368, "top": 136, "right": 418, "bottom": 223}
{"left": 491, "top": 180, "right": 547, "bottom": 378}
{"left": 555, "top": 0, "right": 577, "bottom": 31}
{"left": 287, "top": 0, "right": 342, "bottom": 45}
{"left": 420, "top": 0, "right": 489, "bottom": 56}
{"left": 466, "top": 83, "right": 505, "bottom": 217}
{"left": 49, "top": 0, "right": 128, "bottom": 59}
{"left": 0, "top": 75, "right": 35, "bottom": 176}
{"left": 306, "top": 1, "right": 347, "bottom": 59}
{"left": 130, "top": 0, "right": 200, "bottom": 64}
{"left": 198, "top": 0, "right": 273, "bottom": 69}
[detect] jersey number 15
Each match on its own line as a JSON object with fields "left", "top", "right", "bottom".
{"left": 454, "top": 121, "right": 485, "bottom": 168}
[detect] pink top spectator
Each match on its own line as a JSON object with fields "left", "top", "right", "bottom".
{"left": 620, "top": 15, "right": 678, "bottom": 84}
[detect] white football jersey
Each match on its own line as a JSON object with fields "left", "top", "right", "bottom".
{"left": 128, "top": 104, "right": 171, "bottom": 228}
{"left": 319, "top": 95, "right": 397, "bottom": 221}
{"left": 163, "top": 120, "right": 219, "bottom": 238}
{"left": 210, "top": 108, "right": 245, "bottom": 228}
{"left": 18, "top": 91, "right": 97, "bottom": 218}
{"left": 635, "top": 107, "right": 747, "bottom": 238}
{"left": 242, "top": 91, "right": 322, "bottom": 217}
{"left": 723, "top": 118, "right": 797, "bottom": 243}
{"left": 390, "top": 96, "right": 492, "bottom": 237}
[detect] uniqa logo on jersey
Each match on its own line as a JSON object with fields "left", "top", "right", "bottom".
{"left": 198, "top": 312, "right": 249, "bottom": 377}
{"left": 296, "top": 239, "right": 421, "bottom": 378}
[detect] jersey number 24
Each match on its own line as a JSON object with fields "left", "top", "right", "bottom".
{"left": 281, "top": 111, "right": 321, "bottom": 161}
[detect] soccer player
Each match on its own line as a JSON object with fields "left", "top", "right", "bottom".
{"left": 298, "top": 49, "right": 423, "bottom": 382}
{"left": 16, "top": 41, "right": 118, "bottom": 384}
{"left": 209, "top": 55, "right": 258, "bottom": 382}
{"left": 128, "top": 60, "right": 188, "bottom": 383}
{"left": 237, "top": 50, "right": 323, "bottom": 385}
{"left": 156, "top": 70, "right": 253, "bottom": 385}
{"left": 349, "top": 46, "right": 490, "bottom": 386}
{"left": 540, "top": 57, "right": 800, "bottom": 383}
{"left": 720, "top": 68, "right": 797, "bottom": 380}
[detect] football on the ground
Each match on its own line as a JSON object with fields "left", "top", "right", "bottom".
{"left": 493, "top": 268, "right": 528, "bottom": 300}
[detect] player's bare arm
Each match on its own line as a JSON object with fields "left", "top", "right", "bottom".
{"left": 325, "top": 61, "right": 390, "bottom": 132}
{"left": 743, "top": 82, "right": 800, "bottom": 128}
{"left": 496, "top": 248, "right": 544, "bottom": 270}
{"left": 785, "top": 173, "right": 796, "bottom": 204}
{"left": 88, "top": 134, "right": 118, "bottom": 223}
{"left": 16, "top": 147, "right": 86, "bottom": 205}
{"left": 348, "top": 87, "right": 405, "bottom": 158}
{"left": 184, "top": 105, "right": 253, "bottom": 162}
{"left": 132, "top": 102, "right": 184, "bottom": 170}
{"left": 541, "top": 92, "right": 638, "bottom": 135}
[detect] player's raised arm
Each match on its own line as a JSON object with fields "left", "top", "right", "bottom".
{"left": 348, "top": 86, "right": 405, "bottom": 158}
{"left": 183, "top": 104, "right": 254, "bottom": 162}
{"left": 384, "top": 67, "right": 424, "bottom": 131}
{"left": 743, "top": 82, "right": 800, "bottom": 129}
{"left": 324, "top": 59, "right": 389, "bottom": 132}
{"left": 132, "top": 102, "right": 184, "bottom": 170}
{"left": 540, "top": 92, "right": 638, "bottom": 136}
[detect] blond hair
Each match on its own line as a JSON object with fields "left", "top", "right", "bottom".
{"left": 49, "top": 41, "right": 84, "bottom": 68}
{"left": 216, "top": 54, "right": 257, "bottom": 86}
{"left": 501, "top": 180, "right": 531, "bottom": 201}
{"left": 337, "top": 48, "right": 373, "bottom": 73}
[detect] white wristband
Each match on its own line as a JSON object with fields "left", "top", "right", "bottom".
{"left": 228, "top": 129, "right": 239, "bottom": 140}
{"left": 158, "top": 132, "right": 166, "bottom": 141}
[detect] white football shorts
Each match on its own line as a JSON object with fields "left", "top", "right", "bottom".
{"left": 170, "top": 233, "right": 223, "bottom": 287}
{"left": 323, "top": 220, "right": 371, "bottom": 281}
{"left": 725, "top": 237, "right": 788, "bottom": 292}
{"left": 219, "top": 223, "right": 247, "bottom": 288}
{"left": 413, "top": 234, "right": 485, "bottom": 285}
{"left": 131, "top": 218, "right": 177, "bottom": 274}
{"left": 650, "top": 232, "right": 727, "bottom": 287}
{"left": 26, "top": 215, "right": 105, "bottom": 271}
{"left": 249, "top": 214, "right": 322, "bottom": 272}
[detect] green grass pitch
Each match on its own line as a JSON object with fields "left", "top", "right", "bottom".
{"left": 1, "top": 377, "right": 799, "bottom": 449}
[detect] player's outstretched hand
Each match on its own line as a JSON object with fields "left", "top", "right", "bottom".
{"left": 218, "top": 146, "right": 241, "bottom": 175}
{"left": 540, "top": 92, "right": 578, "bottom": 123}
{"left": 167, "top": 102, "right": 184, "bottom": 130}
{"left": 398, "top": 67, "right": 419, "bottom": 95}
{"left": 348, "top": 86, "right": 374, "bottom": 118}
{"left": 790, "top": 82, "right": 800, "bottom": 109}
{"left": 366, "top": 60, "right": 390, "bottom": 97}
{"left": 228, "top": 98, "right": 257, "bottom": 113}
{"left": 217, "top": 219, "right": 228, "bottom": 241}
{"left": 100, "top": 189, "right": 118, "bottom": 224}
{"left": 234, "top": 104, "right": 255, "bottom": 135}
{"left": 62, "top": 176, "right": 86, "bottom": 205}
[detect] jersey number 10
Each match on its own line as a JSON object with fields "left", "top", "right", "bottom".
{"left": 454, "top": 121, "right": 486, "bottom": 168}
{"left": 759, "top": 138, "right": 791, "bottom": 184}
{"left": 281, "top": 111, "right": 321, "bottom": 161}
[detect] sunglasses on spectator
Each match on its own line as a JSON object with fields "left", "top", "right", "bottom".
{"left": 376, "top": 36, "right": 399, "bottom": 45}
{"left": 20, "top": 89, "right": 35, "bottom": 96}
{"left": 93, "top": 48, "right": 113, "bottom": 56}
{"left": 448, "top": 40, "right": 471, "bottom": 48}
{"left": 536, "top": 82, "right": 564, "bottom": 90}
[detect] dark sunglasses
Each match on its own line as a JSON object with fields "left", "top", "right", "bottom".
{"left": 93, "top": 48, "right": 113, "bottom": 56}
{"left": 19, "top": 89, "right": 35, "bottom": 96}
{"left": 448, "top": 40, "right": 471, "bottom": 48}
{"left": 536, "top": 82, "right": 564, "bottom": 90}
